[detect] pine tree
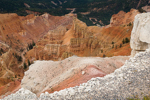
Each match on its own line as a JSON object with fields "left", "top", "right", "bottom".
{"left": 28, "top": 59, "right": 31, "bottom": 66}
{"left": 24, "top": 63, "right": 27, "bottom": 69}
{"left": 122, "top": 39, "right": 125, "bottom": 44}
{"left": 125, "top": 38, "right": 130, "bottom": 43}
{"left": 120, "top": 44, "right": 122, "bottom": 48}
{"left": 32, "top": 40, "right": 35, "bottom": 47}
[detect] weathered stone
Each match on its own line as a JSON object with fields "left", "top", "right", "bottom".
{"left": 130, "top": 13, "right": 150, "bottom": 57}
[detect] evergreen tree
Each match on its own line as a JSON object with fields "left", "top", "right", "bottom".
{"left": 122, "top": 39, "right": 125, "bottom": 44}
{"left": 28, "top": 59, "right": 31, "bottom": 66}
{"left": 125, "top": 38, "right": 130, "bottom": 43}
{"left": 32, "top": 40, "right": 35, "bottom": 47}
{"left": 120, "top": 44, "right": 122, "bottom": 48}
{"left": 24, "top": 63, "right": 27, "bottom": 69}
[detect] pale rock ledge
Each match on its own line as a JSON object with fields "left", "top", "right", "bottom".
{"left": 130, "top": 13, "right": 150, "bottom": 57}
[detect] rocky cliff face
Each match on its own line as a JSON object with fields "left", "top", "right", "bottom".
{"left": 0, "top": 13, "right": 75, "bottom": 90}
{"left": 25, "top": 9, "right": 139, "bottom": 63}
{"left": 0, "top": 13, "right": 74, "bottom": 51}
{"left": 110, "top": 9, "right": 139, "bottom": 26}
{"left": 130, "top": 13, "right": 150, "bottom": 57}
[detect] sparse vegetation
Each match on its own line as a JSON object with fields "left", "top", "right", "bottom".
{"left": 24, "top": 62, "right": 27, "bottom": 69}
{"left": 127, "top": 22, "right": 132, "bottom": 26}
{"left": 127, "top": 95, "right": 150, "bottom": 100}
{"left": 138, "top": 8, "right": 146, "bottom": 13}
{"left": 122, "top": 38, "right": 130, "bottom": 44}
{"left": 13, "top": 53, "right": 22, "bottom": 62}
{"left": 0, "top": 48, "right": 4, "bottom": 55}
{"left": 122, "top": 39, "right": 125, "bottom": 44}
{"left": 101, "top": 49, "right": 103, "bottom": 53}
{"left": 115, "top": 45, "right": 117, "bottom": 49}
{"left": 27, "top": 41, "right": 36, "bottom": 50}
{"left": 120, "top": 44, "right": 122, "bottom": 48}
{"left": 103, "top": 54, "right": 106, "bottom": 57}
{"left": 112, "top": 44, "right": 114, "bottom": 48}
{"left": 125, "top": 38, "right": 130, "bottom": 43}
{"left": 28, "top": 59, "right": 31, "bottom": 66}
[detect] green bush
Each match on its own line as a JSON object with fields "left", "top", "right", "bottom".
{"left": 138, "top": 8, "right": 146, "bottom": 13}
{"left": 122, "top": 39, "right": 125, "bottom": 44}
{"left": 28, "top": 59, "right": 31, "bottom": 66}
{"left": 125, "top": 38, "right": 130, "bottom": 43}
{"left": 24, "top": 63, "right": 27, "bottom": 69}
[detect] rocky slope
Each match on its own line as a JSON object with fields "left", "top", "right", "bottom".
{"left": 21, "top": 56, "right": 129, "bottom": 96}
{"left": 1, "top": 45, "right": 150, "bottom": 100}
{"left": 0, "top": 13, "right": 74, "bottom": 90}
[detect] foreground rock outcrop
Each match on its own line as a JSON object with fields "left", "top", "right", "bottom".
{"left": 21, "top": 56, "right": 128, "bottom": 95}
{"left": 131, "top": 13, "right": 150, "bottom": 57}
{"left": 2, "top": 48, "right": 150, "bottom": 100}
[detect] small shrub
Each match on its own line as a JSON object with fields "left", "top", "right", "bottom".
{"left": 127, "top": 22, "right": 132, "bottom": 26}
{"left": 122, "top": 39, "right": 125, "bottom": 44}
{"left": 115, "top": 45, "right": 117, "bottom": 49}
{"left": 1, "top": 48, "right": 3, "bottom": 52}
{"left": 120, "top": 44, "right": 122, "bottom": 48}
{"left": 14, "top": 53, "right": 22, "bottom": 62}
{"left": 125, "top": 38, "right": 130, "bottom": 43}
{"left": 32, "top": 40, "right": 35, "bottom": 47}
{"left": 28, "top": 59, "right": 31, "bottom": 66}
{"left": 138, "top": 8, "right": 146, "bottom": 13}
{"left": 24, "top": 63, "right": 27, "bottom": 69}
{"left": 101, "top": 49, "right": 103, "bottom": 53}
{"left": 103, "top": 54, "right": 106, "bottom": 57}
{"left": 27, "top": 41, "right": 36, "bottom": 51}
{"left": 112, "top": 44, "right": 114, "bottom": 48}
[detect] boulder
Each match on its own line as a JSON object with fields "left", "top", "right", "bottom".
{"left": 130, "top": 13, "right": 150, "bottom": 57}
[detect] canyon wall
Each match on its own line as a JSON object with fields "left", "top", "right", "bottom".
{"left": 25, "top": 9, "right": 139, "bottom": 64}
{"left": 0, "top": 13, "right": 75, "bottom": 90}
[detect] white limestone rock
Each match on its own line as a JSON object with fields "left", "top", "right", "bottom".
{"left": 131, "top": 13, "right": 150, "bottom": 57}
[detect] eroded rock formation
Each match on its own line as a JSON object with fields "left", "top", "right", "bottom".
{"left": 25, "top": 9, "right": 139, "bottom": 63}
{"left": 0, "top": 13, "right": 75, "bottom": 89}
{"left": 110, "top": 9, "right": 139, "bottom": 26}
